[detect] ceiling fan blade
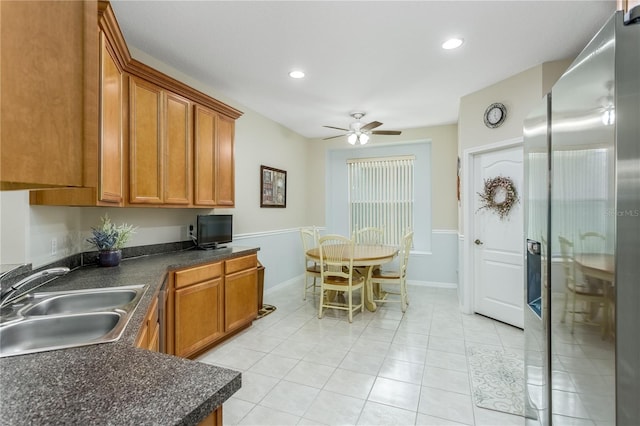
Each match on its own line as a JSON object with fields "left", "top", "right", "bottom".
{"left": 372, "top": 130, "right": 402, "bottom": 135}
{"left": 360, "top": 121, "right": 383, "bottom": 131}
{"left": 322, "top": 134, "right": 347, "bottom": 140}
{"left": 323, "top": 125, "right": 350, "bottom": 132}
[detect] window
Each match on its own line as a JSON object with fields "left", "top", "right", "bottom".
{"left": 347, "top": 156, "right": 415, "bottom": 246}
{"left": 326, "top": 141, "right": 430, "bottom": 251}
{"left": 551, "top": 147, "right": 614, "bottom": 256}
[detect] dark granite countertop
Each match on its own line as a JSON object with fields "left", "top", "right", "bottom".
{"left": 0, "top": 246, "right": 259, "bottom": 426}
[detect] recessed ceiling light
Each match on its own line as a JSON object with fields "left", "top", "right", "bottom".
{"left": 288, "top": 70, "right": 305, "bottom": 79}
{"left": 442, "top": 38, "right": 464, "bottom": 50}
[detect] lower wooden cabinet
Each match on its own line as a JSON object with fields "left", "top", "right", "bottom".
{"left": 136, "top": 296, "right": 159, "bottom": 352}
{"left": 225, "top": 266, "right": 258, "bottom": 333}
{"left": 167, "top": 253, "right": 258, "bottom": 358}
{"left": 174, "top": 277, "right": 224, "bottom": 358}
{"left": 198, "top": 406, "right": 222, "bottom": 426}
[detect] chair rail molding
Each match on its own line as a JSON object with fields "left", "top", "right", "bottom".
{"left": 233, "top": 226, "right": 457, "bottom": 292}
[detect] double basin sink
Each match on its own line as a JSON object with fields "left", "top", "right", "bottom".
{"left": 0, "top": 285, "right": 145, "bottom": 358}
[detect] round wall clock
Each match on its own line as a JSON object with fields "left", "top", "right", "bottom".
{"left": 484, "top": 102, "right": 507, "bottom": 128}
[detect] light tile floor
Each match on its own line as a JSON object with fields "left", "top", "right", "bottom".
{"left": 197, "top": 281, "right": 526, "bottom": 426}
{"left": 547, "top": 293, "right": 615, "bottom": 426}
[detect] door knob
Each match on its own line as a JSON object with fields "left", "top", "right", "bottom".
{"left": 474, "top": 239, "right": 483, "bottom": 246}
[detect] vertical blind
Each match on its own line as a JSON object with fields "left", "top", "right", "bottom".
{"left": 347, "top": 155, "right": 415, "bottom": 246}
{"left": 551, "top": 147, "right": 614, "bottom": 255}
{"left": 527, "top": 148, "right": 614, "bottom": 257}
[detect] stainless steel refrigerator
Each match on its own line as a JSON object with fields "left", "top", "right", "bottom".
{"left": 524, "top": 7, "right": 639, "bottom": 426}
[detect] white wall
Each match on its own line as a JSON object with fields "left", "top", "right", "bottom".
{"left": 124, "top": 48, "right": 312, "bottom": 290}
{"left": 0, "top": 191, "right": 30, "bottom": 265}
{"left": 1, "top": 45, "right": 567, "bottom": 293}
{"left": 0, "top": 47, "right": 312, "bottom": 284}
{"left": 457, "top": 60, "right": 571, "bottom": 234}
{"left": 129, "top": 48, "right": 311, "bottom": 235}
{"left": 325, "top": 140, "right": 432, "bottom": 250}
{"left": 307, "top": 124, "right": 458, "bottom": 231}
{"left": 456, "top": 60, "right": 572, "bottom": 310}
{"left": 306, "top": 125, "right": 459, "bottom": 286}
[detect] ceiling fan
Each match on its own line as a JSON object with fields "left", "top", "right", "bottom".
{"left": 323, "top": 112, "right": 401, "bottom": 145}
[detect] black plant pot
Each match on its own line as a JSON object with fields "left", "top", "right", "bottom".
{"left": 98, "top": 249, "right": 122, "bottom": 267}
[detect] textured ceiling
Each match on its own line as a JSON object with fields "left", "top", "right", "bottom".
{"left": 111, "top": 0, "right": 616, "bottom": 139}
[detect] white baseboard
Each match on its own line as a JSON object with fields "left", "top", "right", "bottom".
{"left": 408, "top": 280, "right": 457, "bottom": 289}
{"left": 264, "top": 275, "right": 302, "bottom": 295}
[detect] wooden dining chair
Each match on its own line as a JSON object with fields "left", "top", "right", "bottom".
{"left": 352, "top": 226, "right": 385, "bottom": 278}
{"left": 558, "top": 236, "right": 608, "bottom": 334}
{"left": 579, "top": 231, "right": 606, "bottom": 254}
{"left": 318, "top": 234, "right": 365, "bottom": 323}
{"left": 353, "top": 226, "right": 384, "bottom": 245}
{"left": 370, "top": 231, "right": 413, "bottom": 312}
{"left": 300, "top": 226, "right": 321, "bottom": 300}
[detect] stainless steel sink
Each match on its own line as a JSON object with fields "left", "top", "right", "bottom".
{"left": 0, "top": 312, "right": 124, "bottom": 357}
{"left": 0, "top": 285, "right": 146, "bottom": 358}
{"left": 20, "top": 286, "right": 142, "bottom": 316}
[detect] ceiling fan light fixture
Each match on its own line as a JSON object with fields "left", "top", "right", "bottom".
{"left": 323, "top": 111, "right": 400, "bottom": 144}
{"left": 602, "top": 107, "right": 615, "bottom": 125}
{"left": 442, "top": 38, "right": 464, "bottom": 50}
{"left": 288, "top": 70, "right": 305, "bottom": 79}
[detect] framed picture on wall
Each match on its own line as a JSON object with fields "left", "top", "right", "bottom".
{"left": 260, "top": 165, "right": 287, "bottom": 208}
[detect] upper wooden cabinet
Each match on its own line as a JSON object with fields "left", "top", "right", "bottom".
{"left": 28, "top": 0, "right": 242, "bottom": 207}
{"left": 31, "top": 24, "right": 124, "bottom": 207}
{"left": 128, "top": 77, "right": 164, "bottom": 204}
{"left": 1, "top": 1, "right": 98, "bottom": 190}
{"left": 194, "top": 106, "right": 235, "bottom": 207}
{"left": 216, "top": 115, "right": 236, "bottom": 207}
{"left": 127, "top": 77, "right": 192, "bottom": 206}
{"left": 98, "top": 31, "right": 125, "bottom": 204}
{"left": 165, "top": 94, "right": 193, "bottom": 205}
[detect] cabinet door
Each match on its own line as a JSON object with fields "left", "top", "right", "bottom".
{"left": 193, "top": 105, "right": 236, "bottom": 206}
{"left": 1, "top": 1, "right": 95, "bottom": 189}
{"left": 225, "top": 268, "right": 258, "bottom": 333}
{"left": 136, "top": 322, "right": 149, "bottom": 349}
{"left": 198, "top": 407, "right": 222, "bottom": 426}
{"left": 99, "top": 32, "right": 123, "bottom": 204}
{"left": 194, "top": 105, "right": 217, "bottom": 206}
{"left": 174, "top": 278, "right": 224, "bottom": 358}
{"left": 165, "top": 93, "right": 192, "bottom": 205}
{"left": 136, "top": 297, "right": 159, "bottom": 351}
{"left": 216, "top": 114, "right": 235, "bottom": 206}
{"left": 149, "top": 323, "right": 160, "bottom": 352}
{"left": 129, "top": 76, "right": 164, "bottom": 204}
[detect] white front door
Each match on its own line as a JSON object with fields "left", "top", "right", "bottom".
{"left": 472, "top": 146, "right": 524, "bottom": 328}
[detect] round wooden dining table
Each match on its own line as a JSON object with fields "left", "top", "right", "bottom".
{"left": 574, "top": 253, "right": 614, "bottom": 282}
{"left": 306, "top": 244, "right": 398, "bottom": 311}
{"left": 574, "top": 253, "right": 615, "bottom": 338}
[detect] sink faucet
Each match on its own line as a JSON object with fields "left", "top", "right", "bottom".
{"left": 0, "top": 267, "right": 70, "bottom": 307}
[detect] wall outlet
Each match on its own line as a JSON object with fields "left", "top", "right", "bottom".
{"left": 187, "top": 225, "right": 193, "bottom": 240}
{"left": 51, "top": 238, "right": 57, "bottom": 256}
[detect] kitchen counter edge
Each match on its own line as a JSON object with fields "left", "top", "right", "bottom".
{"left": 0, "top": 246, "right": 260, "bottom": 426}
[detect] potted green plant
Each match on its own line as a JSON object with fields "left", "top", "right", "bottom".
{"left": 87, "top": 214, "right": 137, "bottom": 267}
